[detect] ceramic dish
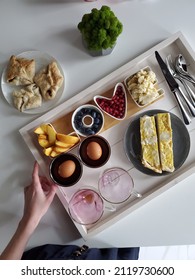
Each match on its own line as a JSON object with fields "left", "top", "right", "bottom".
{"left": 94, "top": 82, "right": 127, "bottom": 120}
{"left": 124, "top": 66, "right": 164, "bottom": 108}
{"left": 79, "top": 135, "right": 111, "bottom": 168}
{"left": 124, "top": 109, "right": 190, "bottom": 176}
{"left": 71, "top": 104, "right": 104, "bottom": 137}
{"left": 34, "top": 123, "right": 81, "bottom": 158}
{"left": 49, "top": 153, "right": 83, "bottom": 187}
{"left": 1, "top": 50, "right": 65, "bottom": 114}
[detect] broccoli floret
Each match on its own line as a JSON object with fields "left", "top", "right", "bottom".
{"left": 77, "top": 5, "right": 123, "bottom": 51}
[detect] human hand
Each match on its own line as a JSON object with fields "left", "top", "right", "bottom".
{"left": 21, "top": 162, "right": 57, "bottom": 232}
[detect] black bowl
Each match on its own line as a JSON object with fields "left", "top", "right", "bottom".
{"left": 79, "top": 135, "right": 111, "bottom": 168}
{"left": 49, "top": 153, "right": 83, "bottom": 187}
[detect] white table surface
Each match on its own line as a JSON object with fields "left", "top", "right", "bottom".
{"left": 0, "top": 0, "right": 195, "bottom": 252}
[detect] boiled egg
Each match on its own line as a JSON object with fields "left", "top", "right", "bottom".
{"left": 58, "top": 160, "right": 76, "bottom": 178}
{"left": 87, "top": 141, "right": 102, "bottom": 160}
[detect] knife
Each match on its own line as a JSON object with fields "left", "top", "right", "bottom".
{"left": 155, "top": 51, "right": 191, "bottom": 125}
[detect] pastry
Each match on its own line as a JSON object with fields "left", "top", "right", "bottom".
{"left": 156, "top": 113, "right": 175, "bottom": 172}
{"left": 140, "top": 115, "right": 162, "bottom": 173}
{"left": 7, "top": 55, "right": 35, "bottom": 85}
{"left": 34, "top": 61, "right": 63, "bottom": 100}
{"left": 12, "top": 84, "right": 42, "bottom": 112}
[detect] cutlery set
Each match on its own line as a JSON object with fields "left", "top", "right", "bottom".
{"left": 155, "top": 51, "right": 195, "bottom": 125}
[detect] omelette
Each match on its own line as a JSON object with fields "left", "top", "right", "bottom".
{"left": 140, "top": 113, "right": 174, "bottom": 173}
{"left": 156, "top": 113, "right": 175, "bottom": 172}
{"left": 140, "top": 115, "right": 162, "bottom": 173}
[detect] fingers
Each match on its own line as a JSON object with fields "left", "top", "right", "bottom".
{"left": 47, "top": 184, "right": 56, "bottom": 203}
{"left": 32, "top": 161, "right": 40, "bottom": 186}
{"left": 31, "top": 161, "right": 57, "bottom": 201}
{"left": 39, "top": 176, "right": 50, "bottom": 185}
{"left": 39, "top": 176, "right": 57, "bottom": 192}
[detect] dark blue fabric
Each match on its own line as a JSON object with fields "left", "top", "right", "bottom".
{"left": 22, "top": 244, "right": 139, "bottom": 260}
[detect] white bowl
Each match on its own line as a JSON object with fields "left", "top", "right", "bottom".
{"left": 71, "top": 104, "right": 104, "bottom": 137}
{"left": 93, "top": 82, "right": 127, "bottom": 120}
{"left": 34, "top": 122, "right": 81, "bottom": 158}
{"left": 124, "top": 66, "right": 164, "bottom": 108}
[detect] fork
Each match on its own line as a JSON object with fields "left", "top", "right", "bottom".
{"left": 166, "top": 54, "right": 195, "bottom": 105}
{"left": 166, "top": 54, "right": 195, "bottom": 117}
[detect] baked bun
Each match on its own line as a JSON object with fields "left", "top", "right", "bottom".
{"left": 7, "top": 55, "right": 35, "bottom": 85}
{"left": 12, "top": 84, "right": 42, "bottom": 112}
{"left": 34, "top": 61, "right": 63, "bottom": 100}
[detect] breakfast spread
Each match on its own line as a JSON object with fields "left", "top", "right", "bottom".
{"left": 6, "top": 55, "right": 64, "bottom": 112}
{"left": 34, "top": 123, "right": 80, "bottom": 157}
{"left": 140, "top": 113, "right": 174, "bottom": 173}
{"left": 125, "top": 68, "right": 162, "bottom": 107}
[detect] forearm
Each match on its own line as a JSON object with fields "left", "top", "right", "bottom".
{"left": 0, "top": 162, "right": 56, "bottom": 260}
{"left": 0, "top": 218, "right": 37, "bottom": 260}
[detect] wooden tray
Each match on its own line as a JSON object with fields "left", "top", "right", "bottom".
{"left": 19, "top": 32, "right": 195, "bottom": 238}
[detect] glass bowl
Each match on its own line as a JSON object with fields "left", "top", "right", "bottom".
{"left": 98, "top": 167, "right": 141, "bottom": 204}
{"left": 68, "top": 188, "right": 104, "bottom": 225}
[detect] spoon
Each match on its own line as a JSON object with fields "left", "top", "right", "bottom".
{"left": 166, "top": 55, "right": 195, "bottom": 106}
{"left": 175, "top": 54, "right": 195, "bottom": 84}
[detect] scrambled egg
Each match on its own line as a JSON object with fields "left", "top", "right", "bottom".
{"left": 127, "top": 68, "right": 160, "bottom": 106}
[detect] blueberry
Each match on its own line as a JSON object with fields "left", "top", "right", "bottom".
{"left": 78, "top": 110, "right": 84, "bottom": 117}
{"left": 74, "top": 121, "right": 83, "bottom": 129}
{"left": 76, "top": 114, "right": 82, "bottom": 120}
{"left": 91, "top": 111, "right": 97, "bottom": 118}
{"left": 93, "top": 127, "right": 98, "bottom": 133}
{"left": 97, "top": 113, "right": 101, "bottom": 119}
{"left": 93, "top": 124, "right": 99, "bottom": 129}
{"left": 79, "top": 127, "right": 85, "bottom": 133}
{"left": 94, "top": 118, "right": 100, "bottom": 124}
{"left": 85, "top": 128, "right": 95, "bottom": 135}
{"left": 84, "top": 108, "right": 91, "bottom": 114}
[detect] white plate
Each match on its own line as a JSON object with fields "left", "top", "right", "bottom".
{"left": 1, "top": 50, "right": 65, "bottom": 114}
